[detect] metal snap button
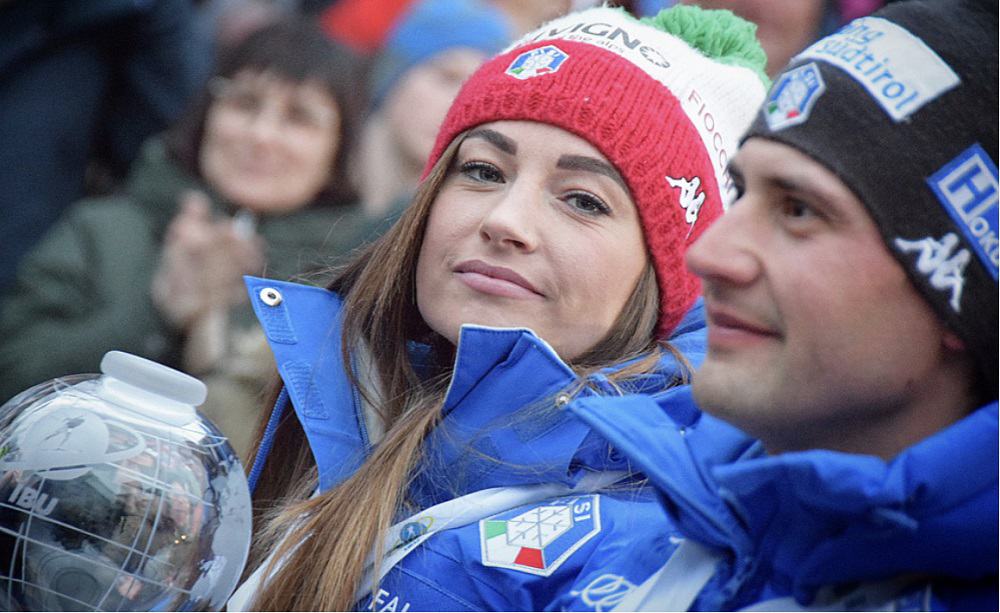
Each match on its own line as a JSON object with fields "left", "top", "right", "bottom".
{"left": 259, "top": 287, "right": 283, "bottom": 306}
{"left": 555, "top": 393, "right": 571, "bottom": 408}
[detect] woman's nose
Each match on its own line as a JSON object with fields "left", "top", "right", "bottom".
{"left": 245, "top": 105, "right": 284, "bottom": 142}
{"left": 478, "top": 182, "right": 541, "bottom": 252}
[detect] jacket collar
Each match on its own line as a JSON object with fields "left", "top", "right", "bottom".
{"left": 246, "top": 277, "right": 366, "bottom": 492}
{"left": 573, "top": 393, "right": 999, "bottom": 608}
{"left": 410, "top": 301, "right": 707, "bottom": 506}
{"left": 247, "top": 277, "right": 707, "bottom": 501}
{"left": 410, "top": 325, "right": 589, "bottom": 506}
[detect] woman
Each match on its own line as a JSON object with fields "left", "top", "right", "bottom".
{"left": 234, "top": 6, "right": 768, "bottom": 611}
{"left": 0, "top": 18, "right": 369, "bottom": 461}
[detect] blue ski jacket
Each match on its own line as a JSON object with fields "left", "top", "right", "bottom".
{"left": 570, "top": 390, "right": 999, "bottom": 611}
{"left": 234, "top": 277, "right": 739, "bottom": 611}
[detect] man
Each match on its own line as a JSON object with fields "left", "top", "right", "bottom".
{"left": 569, "top": 0, "right": 997, "bottom": 609}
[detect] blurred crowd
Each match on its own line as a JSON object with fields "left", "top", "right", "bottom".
{"left": 0, "top": 0, "right": 885, "bottom": 459}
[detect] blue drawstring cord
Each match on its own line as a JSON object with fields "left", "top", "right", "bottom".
{"left": 247, "top": 386, "right": 289, "bottom": 494}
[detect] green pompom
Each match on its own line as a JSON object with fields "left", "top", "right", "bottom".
{"left": 641, "top": 5, "right": 770, "bottom": 88}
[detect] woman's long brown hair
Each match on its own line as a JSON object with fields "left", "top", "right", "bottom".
{"left": 246, "top": 132, "right": 688, "bottom": 610}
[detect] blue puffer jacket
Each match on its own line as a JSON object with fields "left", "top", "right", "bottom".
{"left": 571, "top": 392, "right": 1000, "bottom": 611}
{"left": 237, "top": 277, "right": 743, "bottom": 611}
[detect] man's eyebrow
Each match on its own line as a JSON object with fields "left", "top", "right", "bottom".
{"left": 772, "top": 176, "right": 810, "bottom": 193}
{"left": 557, "top": 154, "right": 628, "bottom": 192}
{"left": 728, "top": 160, "right": 814, "bottom": 194}
{"left": 464, "top": 128, "right": 517, "bottom": 155}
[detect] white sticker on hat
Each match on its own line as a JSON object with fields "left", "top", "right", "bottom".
{"left": 763, "top": 62, "right": 826, "bottom": 131}
{"left": 927, "top": 143, "right": 999, "bottom": 280}
{"left": 796, "top": 16, "right": 959, "bottom": 121}
{"left": 504, "top": 7, "right": 767, "bottom": 207}
{"left": 506, "top": 45, "right": 569, "bottom": 80}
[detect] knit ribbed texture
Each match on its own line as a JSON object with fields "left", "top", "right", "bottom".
{"left": 425, "top": 6, "right": 767, "bottom": 338}
{"left": 641, "top": 5, "right": 770, "bottom": 87}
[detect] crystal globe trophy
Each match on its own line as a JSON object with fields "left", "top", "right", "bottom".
{"left": 0, "top": 351, "right": 252, "bottom": 611}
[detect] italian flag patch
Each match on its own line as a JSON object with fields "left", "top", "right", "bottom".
{"left": 479, "top": 495, "right": 601, "bottom": 577}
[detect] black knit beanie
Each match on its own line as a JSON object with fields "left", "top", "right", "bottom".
{"left": 744, "top": 0, "right": 999, "bottom": 398}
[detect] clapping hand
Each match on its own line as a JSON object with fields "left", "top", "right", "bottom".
{"left": 152, "top": 191, "right": 264, "bottom": 332}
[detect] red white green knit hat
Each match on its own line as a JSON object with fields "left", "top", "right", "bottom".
{"left": 424, "top": 5, "right": 769, "bottom": 338}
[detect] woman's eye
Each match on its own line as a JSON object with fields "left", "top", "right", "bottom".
{"left": 229, "top": 92, "right": 262, "bottom": 114}
{"left": 460, "top": 161, "right": 505, "bottom": 184}
{"left": 286, "top": 105, "right": 307, "bottom": 123}
{"left": 564, "top": 192, "right": 611, "bottom": 216}
{"left": 436, "top": 67, "right": 468, "bottom": 87}
{"left": 287, "top": 105, "right": 320, "bottom": 127}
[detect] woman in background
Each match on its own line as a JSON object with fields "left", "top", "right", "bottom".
{"left": 0, "top": 18, "right": 369, "bottom": 461}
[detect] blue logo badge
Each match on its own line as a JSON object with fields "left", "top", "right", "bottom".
{"left": 506, "top": 45, "right": 569, "bottom": 81}
{"left": 480, "top": 495, "right": 600, "bottom": 576}
{"left": 399, "top": 520, "right": 428, "bottom": 544}
{"left": 927, "top": 143, "right": 999, "bottom": 280}
{"left": 764, "top": 62, "right": 826, "bottom": 131}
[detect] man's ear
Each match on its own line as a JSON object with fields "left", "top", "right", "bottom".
{"left": 943, "top": 331, "right": 966, "bottom": 352}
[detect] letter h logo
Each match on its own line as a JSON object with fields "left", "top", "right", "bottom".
{"left": 927, "top": 143, "right": 1000, "bottom": 279}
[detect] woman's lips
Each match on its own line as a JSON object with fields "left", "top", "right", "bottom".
{"left": 454, "top": 260, "right": 544, "bottom": 300}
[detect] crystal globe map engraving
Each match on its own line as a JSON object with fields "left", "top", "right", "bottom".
{"left": 0, "top": 353, "right": 251, "bottom": 611}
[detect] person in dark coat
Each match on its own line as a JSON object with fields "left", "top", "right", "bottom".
{"left": 0, "top": 18, "right": 371, "bottom": 461}
{"left": 0, "top": 0, "right": 211, "bottom": 290}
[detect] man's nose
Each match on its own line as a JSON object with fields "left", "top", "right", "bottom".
{"left": 686, "top": 201, "right": 762, "bottom": 287}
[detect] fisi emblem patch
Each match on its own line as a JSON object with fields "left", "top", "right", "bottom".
{"left": 764, "top": 62, "right": 825, "bottom": 131}
{"left": 506, "top": 45, "right": 569, "bottom": 80}
{"left": 480, "top": 494, "right": 600, "bottom": 576}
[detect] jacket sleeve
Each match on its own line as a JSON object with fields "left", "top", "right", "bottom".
{"left": 0, "top": 199, "right": 178, "bottom": 401}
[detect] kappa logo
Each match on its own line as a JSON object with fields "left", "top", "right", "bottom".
{"left": 666, "top": 175, "right": 706, "bottom": 234}
{"left": 927, "top": 143, "right": 999, "bottom": 280}
{"left": 570, "top": 573, "right": 637, "bottom": 612}
{"left": 764, "top": 62, "right": 826, "bottom": 131}
{"left": 506, "top": 45, "right": 568, "bottom": 80}
{"left": 480, "top": 495, "right": 601, "bottom": 576}
{"left": 894, "top": 232, "right": 970, "bottom": 312}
